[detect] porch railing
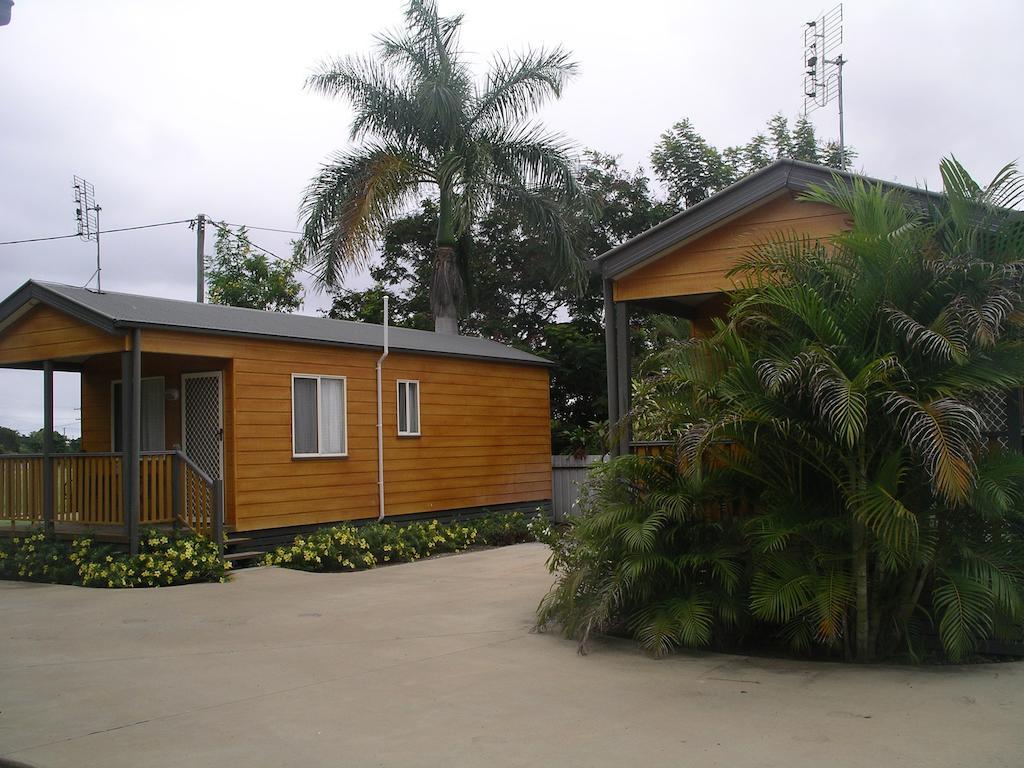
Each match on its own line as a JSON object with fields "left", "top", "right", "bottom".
{"left": 0, "top": 451, "right": 220, "bottom": 540}
{"left": 629, "top": 439, "right": 748, "bottom": 520}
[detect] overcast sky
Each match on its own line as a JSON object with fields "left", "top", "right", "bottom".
{"left": 1, "top": 0, "right": 1021, "bottom": 437}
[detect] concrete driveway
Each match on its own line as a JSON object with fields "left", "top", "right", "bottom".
{"left": 1, "top": 543, "right": 1021, "bottom": 768}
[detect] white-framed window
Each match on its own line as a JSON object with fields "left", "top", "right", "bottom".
{"left": 397, "top": 379, "right": 420, "bottom": 436}
{"left": 292, "top": 374, "right": 347, "bottom": 457}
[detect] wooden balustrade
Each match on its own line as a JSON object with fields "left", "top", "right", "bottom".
{"left": 1, "top": 455, "right": 43, "bottom": 526}
{"left": 1, "top": 452, "right": 219, "bottom": 541}
{"left": 630, "top": 440, "right": 675, "bottom": 459}
{"left": 179, "top": 458, "right": 216, "bottom": 538}
{"left": 140, "top": 453, "right": 173, "bottom": 526}
{"left": 629, "top": 439, "right": 747, "bottom": 521}
{"left": 53, "top": 453, "right": 124, "bottom": 525}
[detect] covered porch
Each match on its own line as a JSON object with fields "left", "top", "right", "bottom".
{"left": 0, "top": 298, "right": 229, "bottom": 552}
{"left": 596, "top": 160, "right": 1024, "bottom": 456}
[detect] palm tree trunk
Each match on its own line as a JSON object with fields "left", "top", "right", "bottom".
{"left": 852, "top": 519, "right": 871, "bottom": 660}
{"left": 432, "top": 245, "right": 461, "bottom": 334}
{"left": 432, "top": 186, "right": 463, "bottom": 334}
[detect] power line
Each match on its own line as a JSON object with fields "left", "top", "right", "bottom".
{"left": 219, "top": 222, "right": 303, "bottom": 236}
{"left": 2, "top": 215, "right": 322, "bottom": 285}
{"left": 204, "top": 218, "right": 321, "bottom": 281}
{"left": 0, "top": 219, "right": 194, "bottom": 246}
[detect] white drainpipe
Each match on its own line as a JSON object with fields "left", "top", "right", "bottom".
{"left": 376, "top": 297, "right": 389, "bottom": 521}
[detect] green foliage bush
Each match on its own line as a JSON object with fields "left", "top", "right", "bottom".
{"left": 0, "top": 530, "right": 230, "bottom": 588}
{"left": 471, "top": 510, "right": 548, "bottom": 546}
{"left": 539, "top": 159, "right": 1024, "bottom": 663}
{"left": 265, "top": 511, "right": 551, "bottom": 572}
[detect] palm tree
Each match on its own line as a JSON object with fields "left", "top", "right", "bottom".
{"left": 540, "top": 158, "right": 1024, "bottom": 662}
{"left": 714, "top": 159, "right": 1024, "bottom": 660}
{"left": 298, "top": 0, "right": 586, "bottom": 334}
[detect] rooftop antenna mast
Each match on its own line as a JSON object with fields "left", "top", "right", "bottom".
{"left": 73, "top": 176, "right": 103, "bottom": 291}
{"left": 803, "top": 3, "right": 846, "bottom": 166}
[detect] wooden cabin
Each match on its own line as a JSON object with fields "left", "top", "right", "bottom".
{"left": 0, "top": 281, "right": 552, "bottom": 550}
{"left": 596, "top": 158, "right": 1024, "bottom": 455}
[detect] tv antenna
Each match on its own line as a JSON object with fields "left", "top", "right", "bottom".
{"left": 73, "top": 176, "right": 103, "bottom": 291}
{"left": 803, "top": 3, "right": 846, "bottom": 166}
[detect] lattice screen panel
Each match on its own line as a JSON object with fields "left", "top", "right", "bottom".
{"left": 974, "top": 390, "right": 1010, "bottom": 450}
{"left": 183, "top": 375, "right": 222, "bottom": 480}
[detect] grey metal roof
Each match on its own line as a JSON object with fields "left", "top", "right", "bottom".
{"left": 595, "top": 159, "right": 947, "bottom": 279}
{"left": 0, "top": 281, "right": 551, "bottom": 366}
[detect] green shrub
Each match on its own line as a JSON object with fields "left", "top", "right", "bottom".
{"left": 0, "top": 530, "right": 230, "bottom": 588}
{"left": 264, "top": 518, "right": 478, "bottom": 571}
{"left": 470, "top": 509, "right": 551, "bottom": 546}
{"left": 538, "top": 159, "right": 1024, "bottom": 663}
{"left": 265, "top": 510, "right": 553, "bottom": 572}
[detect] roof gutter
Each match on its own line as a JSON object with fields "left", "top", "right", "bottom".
{"left": 376, "top": 296, "right": 389, "bottom": 521}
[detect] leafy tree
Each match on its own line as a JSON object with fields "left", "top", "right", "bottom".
{"left": 325, "top": 152, "right": 673, "bottom": 451}
{"left": 651, "top": 113, "right": 855, "bottom": 209}
{"left": 0, "top": 426, "right": 80, "bottom": 454}
{"left": 206, "top": 225, "right": 304, "bottom": 313}
{"left": 540, "top": 158, "right": 1024, "bottom": 662}
{"left": 298, "top": 0, "right": 587, "bottom": 334}
{"left": 0, "top": 425, "right": 21, "bottom": 453}
{"left": 22, "top": 429, "right": 81, "bottom": 454}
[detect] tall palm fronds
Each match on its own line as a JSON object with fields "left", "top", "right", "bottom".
{"left": 543, "top": 158, "right": 1024, "bottom": 662}
{"left": 299, "top": 0, "right": 588, "bottom": 333}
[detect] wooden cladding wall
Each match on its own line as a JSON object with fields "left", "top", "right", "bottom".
{"left": 613, "top": 193, "right": 851, "bottom": 302}
{"left": 138, "top": 330, "right": 552, "bottom": 532}
{"left": 0, "top": 304, "right": 125, "bottom": 365}
{"left": 80, "top": 352, "right": 235, "bottom": 525}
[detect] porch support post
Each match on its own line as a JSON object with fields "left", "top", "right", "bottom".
{"left": 126, "top": 329, "right": 142, "bottom": 555}
{"left": 1008, "top": 388, "right": 1023, "bottom": 453}
{"left": 614, "top": 301, "right": 632, "bottom": 456}
{"left": 42, "top": 360, "right": 54, "bottom": 533}
{"left": 121, "top": 350, "right": 132, "bottom": 540}
{"left": 603, "top": 280, "right": 620, "bottom": 456}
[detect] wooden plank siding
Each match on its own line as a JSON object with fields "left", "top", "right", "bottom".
{"left": 0, "top": 304, "right": 126, "bottom": 365}
{"left": 138, "top": 329, "right": 552, "bottom": 531}
{"left": 7, "top": 301, "right": 551, "bottom": 533}
{"left": 613, "top": 193, "right": 851, "bottom": 302}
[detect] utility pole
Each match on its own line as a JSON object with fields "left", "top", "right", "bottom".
{"left": 195, "top": 213, "right": 206, "bottom": 303}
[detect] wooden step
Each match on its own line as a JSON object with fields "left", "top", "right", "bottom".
{"left": 224, "top": 535, "right": 252, "bottom": 546}
{"left": 224, "top": 550, "right": 264, "bottom": 563}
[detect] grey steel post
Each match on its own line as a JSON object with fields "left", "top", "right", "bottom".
{"left": 1008, "top": 389, "right": 1023, "bottom": 453}
{"left": 127, "top": 329, "right": 142, "bottom": 555}
{"left": 603, "top": 280, "right": 619, "bottom": 454}
{"left": 213, "top": 479, "right": 224, "bottom": 556}
{"left": 835, "top": 55, "right": 846, "bottom": 166}
{"left": 42, "top": 360, "right": 54, "bottom": 532}
{"left": 614, "top": 301, "right": 632, "bottom": 456}
{"left": 94, "top": 206, "right": 102, "bottom": 292}
{"left": 120, "top": 350, "right": 132, "bottom": 541}
{"left": 196, "top": 213, "right": 206, "bottom": 303}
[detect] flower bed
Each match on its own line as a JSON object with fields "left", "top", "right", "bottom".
{"left": 264, "top": 510, "right": 552, "bottom": 572}
{"left": 0, "top": 530, "right": 230, "bottom": 588}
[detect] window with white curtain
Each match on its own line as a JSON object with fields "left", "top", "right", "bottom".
{"left": 397, "top": 379, "right": 420, "bottom": 436}
{"left": 292, "top": 374, "right": 347, "bottom": 457}
{"left": 112, "top": 377, "right": 166, "bottom": 451}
